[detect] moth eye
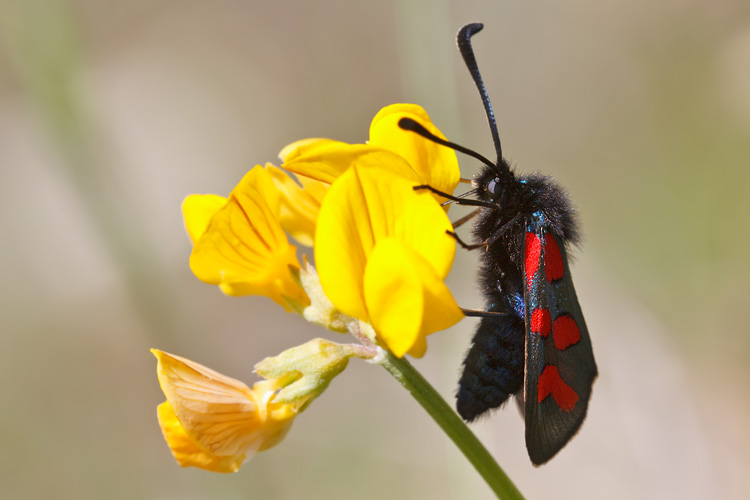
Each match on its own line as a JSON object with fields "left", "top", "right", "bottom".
{"left": 487, "top": 177, "right": 500, "bottom": 196}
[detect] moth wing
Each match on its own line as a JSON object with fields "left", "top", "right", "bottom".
{"left": 522, "top": 230, "right": 597, "bottom": 465}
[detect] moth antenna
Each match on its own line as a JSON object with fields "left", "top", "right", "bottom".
{"left": 457, "top": 23, "right": 504, "bottom": 166}
{"left": 398, "top": 118, "right": 498, "bottom": 172}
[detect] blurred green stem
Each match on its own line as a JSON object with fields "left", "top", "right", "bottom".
{"left": 378, "top": 352, "right": 525, "bottom": 500}
{"left": 1, "top": 0, "right": 186, "bottom": 342}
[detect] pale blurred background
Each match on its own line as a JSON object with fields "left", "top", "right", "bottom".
{"left": 1, "top": 1, "right": 749, "bottom": 499}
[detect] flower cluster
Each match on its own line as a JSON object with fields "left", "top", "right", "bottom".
{"left": 153, "top": 104, "right": 465, "bottom": 472}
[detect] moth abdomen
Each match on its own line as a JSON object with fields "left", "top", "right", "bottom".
{"left": 456, "top": 313, "right": 525, "bottom": 422}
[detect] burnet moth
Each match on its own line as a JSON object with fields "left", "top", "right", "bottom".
{"left": 399, "top": 23, "right": 597, "bottom": 465}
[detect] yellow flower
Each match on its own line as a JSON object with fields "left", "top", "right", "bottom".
{"left": 183, "top": 166, "right": 310, "bottom": 311}
{"left": 315, "top": 163, "right": 464, "bottom": 358}
{"left": 180, "top": 103, "right": 464, "bottom": 357}
{"left": 266, "top": 163, "right": 328, "bottom": 247}
{"left": 281, "top": 104, "right": 460, "bottom": 203}
{"left": 153, "top": 349, "right": 300, "bottom": 473}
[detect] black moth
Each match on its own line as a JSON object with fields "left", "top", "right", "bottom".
{"left": 400, "top": 23, "right": 597, "bottom": 465}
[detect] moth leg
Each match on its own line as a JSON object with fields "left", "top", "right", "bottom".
{"left": 461, "top": 308, "right": 509, "bottom": 318}
{"left": 448, "top": 213, "right": 522, "bottom": 251}
{"left": 447, "top": 230, "right": 488, "bottom": 251}
{"left": 484, "top": 213, "right": 523, "bottom": 246}
{"left": 413, "top": 185, "right": 498, "bottom": 209}
{"left": 451, "top": 209, "right": 481, "bottom": 229}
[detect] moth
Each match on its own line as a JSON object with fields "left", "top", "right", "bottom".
{"left": 400, "top": 23, "right": 597, "bottom": 465}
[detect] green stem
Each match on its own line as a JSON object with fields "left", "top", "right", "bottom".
{"left": 378, "top": 351, "right": 525, "bottom": 500}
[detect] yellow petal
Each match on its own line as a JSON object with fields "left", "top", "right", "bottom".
{"left": 313, "top": 167, "right": 372, "bottom": 320}
{"left": 418, "top": 272, "right": 465, "bottom": 341}
{"left": 363, "top": 238, "right": 463, "bottom": 358}
{"left": 278, "top": 138, "right": 329, "bottom": 162}
{"left": 266, "top": 164, "right": 328, "bottom": 247}
{"left": 189, "top": 166, "right": 309, "bottom": 310}
{"left": 315, "top": 163, "right": 457, "bottom": 324}
{"left": 369, "top": 103, "right": 460, "bottom": 198}
{"left": 282, "top": 139, "right": 420, "bottom": 185}
{"left": 152, "top": 349, "right": 261, "bottom": 458}
{"left": 182, "top": 194, "right": 228, "bottom": 243}
{"left": 353, "top": 163, "right": 457, "bottom": 280}
{"left": 350, "top": 147, "right": 421, "bottom": 183}
{"left": 157, "top": 401, "right": 246, "bottom": 473}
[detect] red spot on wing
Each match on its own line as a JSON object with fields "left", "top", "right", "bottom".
{"left": 525, "top": 232, "right": 541, "bottom": 289}
{"left": 552, "top": 314, "right": 581, "bottom": 350}
{"left": 537, "top": 366, "right": 579, "bottom": 411}
{"left": 531, "top": 309, "right": 551, "bottom": 337}
{"left": 544, "top": 235, "right": 565, "bottom": 282}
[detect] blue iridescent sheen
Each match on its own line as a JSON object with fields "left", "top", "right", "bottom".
{"left": 505, "top": 291, "right": 525, "bottom": 318}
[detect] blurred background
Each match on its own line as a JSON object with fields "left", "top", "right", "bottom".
{"left": 1, "top": 0, "right": 748, "bottom": 499}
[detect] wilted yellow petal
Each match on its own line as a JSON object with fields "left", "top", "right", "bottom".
{"left": 157, "top": 402, "right": 246, "bottom": 473}
{"left": 152, "top": 349, "right": 300, "bottom": 472}
{"left": 249, "top": 379, "right": 297, "bottom": 452}
{"left": 266, "top": 164, "right": 328, "bottom": 247}
{"left": 369, "top": 103, "right": 460, "bottom": 199}
{"left": 363, "top": 238, "right": 463, "bottom": 358}
{"left": 182, "top": 194, "right": 228, "bottom": 243}
{"left": 189, "top": 166, "right": 309, "bottom": 310}
{"left": 315, "top": 162, "right": 458, "bottom": 329}
{"left": 153, "top": 349, "right": 261, "bottom": 458}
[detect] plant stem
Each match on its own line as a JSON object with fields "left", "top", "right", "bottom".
{"left": 378, "top": 352, "right": 525, "bottom": 500}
